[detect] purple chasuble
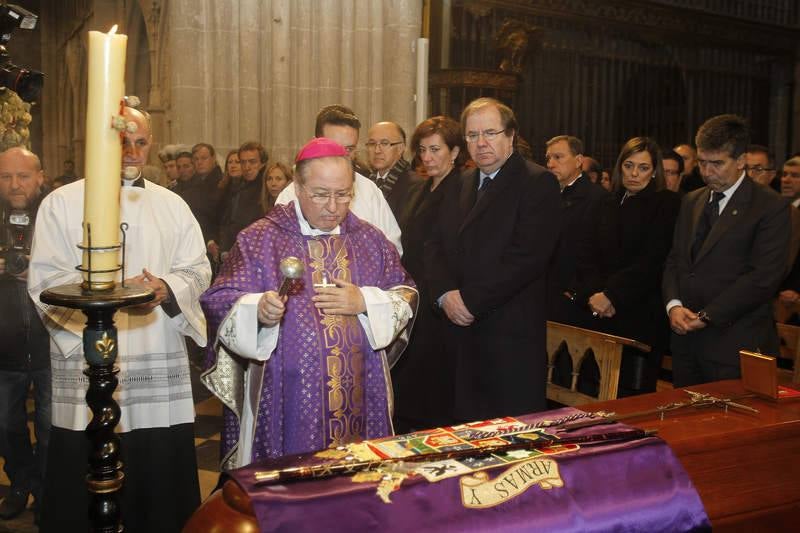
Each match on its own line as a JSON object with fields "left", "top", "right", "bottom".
{"left": 201, "top": 203, "right": 415, "bottom": 463}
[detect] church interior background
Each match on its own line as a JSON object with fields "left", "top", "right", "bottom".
{"left": 11, "top": 0, "right": 800, "bottom": 178}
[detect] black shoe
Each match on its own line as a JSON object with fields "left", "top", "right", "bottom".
{"left": 0, "top": 489, "right": 29, "bottom": 520}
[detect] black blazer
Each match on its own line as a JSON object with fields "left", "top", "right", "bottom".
{"left": 173, "top": 166, "right": 224, "bottom": 243}
{"left": 385, "top": 169, "right": 421, "bottom": 220}
{"left": 425, "top": 152, "right": 562, "bottom": 420}
{"left": 663, "top": 177, "right": 790, "bottom": 365}
{"left": 601, "top": 182, "right": 680, "bottom": 346}
{"left": 392, "top": 170, "right": 460, "bottom": 427}
{"left": 398, "top": 170, "right": 458, "bottom": 285}
{"left": 547, "top": 173, "right": 618, "bottom": 327}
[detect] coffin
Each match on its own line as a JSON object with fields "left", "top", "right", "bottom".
{"left": 183, "top": 380, "right": 800, "bottom": 532}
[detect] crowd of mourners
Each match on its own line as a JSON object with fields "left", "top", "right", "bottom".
{"left": 2, "top": 97, "right": 799, "bottom": 531}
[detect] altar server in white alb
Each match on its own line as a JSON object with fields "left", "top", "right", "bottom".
{"left": 28, "top": 105, "right": 211, "bottom": 532}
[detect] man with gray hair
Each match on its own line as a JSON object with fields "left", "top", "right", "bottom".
{"left": 780, "top": 156, "right": 800, "bottom": 207}
{"left": 366, "top": 121, "right": 417, "bottom": 217}
{"left": 157, "top": 144, "right": 185, "bottom": 189}
{"left": 426, "top": 97, "right": 561, "bottom": 422}
{"left": 276, "top": 104, "right": 403, "bottom": 254}
{"left": 201, "top": 137, "right": 416, "bottom": 467}
{"left": 544, "top": 135, "right": 616, "bottom": 328}
{"left": 663, "top": 114, "right": 789, "bottom": 386}
{"left": 0, "top": 147, "right": 49, "bottom": 522}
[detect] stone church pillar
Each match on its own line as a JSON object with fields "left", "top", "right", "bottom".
{"left": 166, "top": 0, "right": 421, "bottom": 165}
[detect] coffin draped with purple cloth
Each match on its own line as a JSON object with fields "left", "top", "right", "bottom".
{"left": 226, "top": 407, "right": 710, "bottom": 532}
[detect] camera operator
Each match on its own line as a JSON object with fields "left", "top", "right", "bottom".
{"left": 0, "top": 146, "right": 49, "bottom": 523}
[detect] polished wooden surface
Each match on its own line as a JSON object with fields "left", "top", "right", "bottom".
{"left": 184, "top": 480, "right": 258, "bottom": 532}
{"left": 184, "top": 380, "right": 800, "bottom": 532}
{"left": 583, "top": 380, "right": 800, "bottom": 532}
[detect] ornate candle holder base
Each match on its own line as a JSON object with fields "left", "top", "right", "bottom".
{"left": 40, "top": 283, "right": 154, "bottom": 533}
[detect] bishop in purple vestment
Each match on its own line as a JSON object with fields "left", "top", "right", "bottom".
{"left": 201, "top": 139, "right": 417, "bottom": 468}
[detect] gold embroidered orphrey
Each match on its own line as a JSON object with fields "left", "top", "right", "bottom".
{"left": 460, "top": 458, "right": 564, "bottom": 508}
{"left": 308, "top": 236, "right": 365, "bottom": 447}
{"left": 95, "top": 332, "right": 116, "bottom": 361}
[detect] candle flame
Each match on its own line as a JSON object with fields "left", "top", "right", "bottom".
{"left": 109, "top": 25, "right": 118, "bottom": 36}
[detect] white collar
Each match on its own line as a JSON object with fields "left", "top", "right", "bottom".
{"left": 714, "top": 170, "right": 746, "bottom": 200}
{"left": 292, "top": 200, "right": 341, "bottom": 236}
{"left": 564, "top": 173, "right": 582, "bottom": 188}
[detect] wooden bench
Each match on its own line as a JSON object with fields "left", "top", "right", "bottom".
{"left": 546, "top": 321, "right": 651, "bottom": 406}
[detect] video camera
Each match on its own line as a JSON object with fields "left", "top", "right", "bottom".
{"left": 0, "top": 207, "right": 32, "bottom": 276}
{"left": 0, "top": 3, "right": 42, "bottom": 102}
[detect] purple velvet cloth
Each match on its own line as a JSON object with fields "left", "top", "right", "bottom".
{"left": 229, "top": 408, "right": 710, "bottom": 532}
{"left": 201, "top": 203, "right": 414, "bottom": 461}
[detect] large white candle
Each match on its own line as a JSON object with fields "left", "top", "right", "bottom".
{"left": 82, "top": 26, "right": 127, "bottom": 290}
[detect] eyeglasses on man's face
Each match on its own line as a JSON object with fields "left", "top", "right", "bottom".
{"left": 745, "top": 165, "right": 774, "bottom": 174}
{"left": 365, "top": 140, "right": 404, "bottom": 151}
{"left": 464, "top": 129, "right": 506, "bottom": 143}
{"left": 301, "top": 184, "right": 354, "bottom": 205}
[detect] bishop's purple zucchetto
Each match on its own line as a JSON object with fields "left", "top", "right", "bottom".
{"left": 295, "top": 137, "right": 349, "bottom": 163}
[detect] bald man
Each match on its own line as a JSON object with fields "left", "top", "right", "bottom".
{"left": 29, "top": 106, "right": 211, "bottom": 531}
{"left": 366, "top": 121, "right": 419, "bottom": 217}
{"left": 0, "top": 147, "right": 49, "bottom": 522}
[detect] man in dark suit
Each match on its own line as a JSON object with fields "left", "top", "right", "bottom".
{"left": 366, "top": 121, "right": 417, "bottom": 218}
{"left": 663, "top": 114, "right": 790, "bottom": 386}
{"left": 173, "top": 143, "right": 224, "bottom": 245}
{"left": 675, "top": 144, "right": 705, "bottom": 193}
{"left": 425, "top": 97, "right": 561, "bottom": 421}
{"left": 545, "top": 135, "right": 617, "bottom": 328}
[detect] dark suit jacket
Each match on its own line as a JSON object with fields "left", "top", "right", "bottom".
{"left": 679, "top": 167, "right": 705, "bottom": 194}
{"left": 384, "top": 165, "right": 421, "bottom": 220}
{"left": 173, "top": 166, "right": 224, "bottom": 243}
{"left": 781, "top": 205, "right": 800, "bottom": 292}
{"left": 392, "top": 170, "right": 460, "bottom": 427}
{"left": 663, "top": 176, "right": 790, "bottom": 366}
{"left": 601, "top": 183, "right": 680, "bottom": 347}
{"left": 425, "top": 152, "right": 562, "bottom": 420}
{"left": 218, "top": 171, "right": 266, "bottom": 252}
{"left": 547, "top": 173, "right": 618, "bottom": 327}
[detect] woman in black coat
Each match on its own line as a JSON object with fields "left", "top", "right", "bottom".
{"left": 391, "top": 116, "right": 465, "bottom": 432}
{"left": 586, "top": 137, "right": 681, "bottom": 396}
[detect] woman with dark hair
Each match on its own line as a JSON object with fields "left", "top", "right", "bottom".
{"left": 260, "top": 162, "right": 292, "bottom": 214}
{"left": 217, "top": 149, "right": 242, "bottom": 192}
{"left": 208, "top": 150, "right": 243, "bottom": 267}
{"left": 392, "top": 115, "right": 465, "bottom": 432}
{"left": 585, "top": 136, "right": 680, "bottom": 396}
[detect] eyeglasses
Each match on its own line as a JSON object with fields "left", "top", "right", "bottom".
{"left": 365, "top": 140, "right": 404, "bottom": 151}
{"left": 745, "top": 165, "right": 774, "bottom": 174}
{"left": 301, "top": 184, "right": 353, "bottom": 205}
{"left": 465, "top": 129, "right": 506, "bottom": 143}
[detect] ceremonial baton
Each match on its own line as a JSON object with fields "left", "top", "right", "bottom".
{"left": 253, "top": 427, "right": 657, "bottom": 485}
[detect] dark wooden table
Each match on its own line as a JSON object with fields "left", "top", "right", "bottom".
{"left": 584, "top": 380, "right": 800, "bottom": 532}
{"left": 184, "top": 380, "right": 800, "bottom": 532}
